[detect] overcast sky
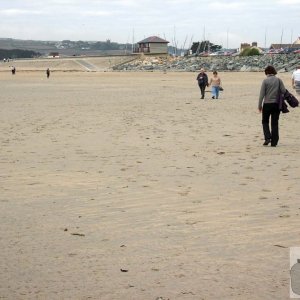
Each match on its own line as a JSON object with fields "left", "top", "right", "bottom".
{"left": 0, "top": 0, "right": 299, "bottom": 48}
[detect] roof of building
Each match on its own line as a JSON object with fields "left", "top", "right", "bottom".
{"left": 137, "top": 36, "right": 169, "bottom": 44}
{"left": 270, "top": 43, "right": 299, "bottom": 49}
{"left": 294, "top": 37, "right": 300, "bottom": 45}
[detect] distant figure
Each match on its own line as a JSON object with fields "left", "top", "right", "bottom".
{"left": 209, "top": 71, "right": 221, "bottom": 99}
{"left": 196, "top": 68, "right": 209, "bottom": 99}
{"left": 11, "top": 66, "right": 16, "bottom": 75}
{"left": 292, "top": 65, "right": 300, "bottom": 95}
{"left": 258, "top": 65, "right": 286, "bottom": 147}
{"left": 46, "top": 68, "right": 50, "bottom": 78}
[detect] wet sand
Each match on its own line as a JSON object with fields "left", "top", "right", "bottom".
{"left": 0, "top": 70, "right": 299, "bottom": 299}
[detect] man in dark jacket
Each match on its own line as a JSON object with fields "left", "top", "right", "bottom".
{"left": 196, "top": 68, "right": 209, "bottom": 99}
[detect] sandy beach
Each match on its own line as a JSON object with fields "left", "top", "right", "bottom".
{"left": 0, "top": 69, "right": 299, "bottom": 299}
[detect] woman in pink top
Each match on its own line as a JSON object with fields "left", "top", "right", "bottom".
{"left": 209, "top": 71, "right": 221, "bottom": 99}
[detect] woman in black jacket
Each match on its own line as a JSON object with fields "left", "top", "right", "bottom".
{"left": 258, "top": 65, "right": 286, "bottom": 147}
{"left": 196, "top": 68, "right": 209, "bottom": 99}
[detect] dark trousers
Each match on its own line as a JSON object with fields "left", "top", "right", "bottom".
{"left": 198, "top": 83, "right": 206, "bottom": 98}
{"left": 262, "top": 103, "right": 280, "bottom": 146}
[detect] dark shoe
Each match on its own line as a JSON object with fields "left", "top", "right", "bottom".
{"left": 263, "top": 139, "right": 271, "bottom": 146}
{"left": 201, "top": 96, "right": 204, "bottom": 99}
{"left": 212, "top": 96, "right": 215, "bottom": 99}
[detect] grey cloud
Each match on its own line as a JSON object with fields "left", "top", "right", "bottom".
{"left": 0, "top": 0, "right": 299, "bottom": 47}
{"left": 0, "top": 9, "right": 44, "bottom": 16}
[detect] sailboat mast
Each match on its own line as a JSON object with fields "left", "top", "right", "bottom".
{"left": 280, "top": 28, "right": 284, "bottom": 45}
{"left": 132, "top": 28, "right": 135, "bottom": 52}
{"left": 226, "top": 29, "right": 229, "bottom": 49}
{"left": 264, "top": 28, "right": 267, "bottom": 49}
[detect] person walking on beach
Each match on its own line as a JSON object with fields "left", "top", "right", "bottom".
{"left": 292, "top": 65, "right": 300, "bottom": 95}
{"left": 196, "top": 68, "right": 209, "bottom": 99}
{"left": 46, "top": 68, "right": 50, "bottom": 78}
{"left": 258, "top": 65, "right": 286, "bottom": 147}
{"left": 11, "top": 66, "right": 16, "bottom": 75}
{"left": 209, "top": 71, "right": 221, "bottom": 99}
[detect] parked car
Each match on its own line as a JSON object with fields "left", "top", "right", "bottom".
{"left": 223, "top": 51, "right": 234, "bottom": 56}
{"left": 293, "top": 49, "right": 300, "bottom": 54}
{"left": 199, "top": 51, "right": 211, "bottom": 56}
{"left": 282, "top": 48, "right": 295, "bottom": 54}
{"left": 209, "top": 51, "right": 225, "bottom": 56}
{"left": 266, "top": 49, "right": 284, "bottom": 54}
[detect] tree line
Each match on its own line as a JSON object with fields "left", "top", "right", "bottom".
{"left": 60, "top": 40, "right": 131, "bottom": 51}
{"left": 0, "top": 49, "right": 41, "bottom": 60}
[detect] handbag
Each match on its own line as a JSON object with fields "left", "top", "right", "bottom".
{"left": 219, "top": 86, "right": 224, "bottom": 91}
{"left": 277, "top": 78, "right": 289, "bottom": 113}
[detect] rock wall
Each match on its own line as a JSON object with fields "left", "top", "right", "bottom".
{"left": 113, "top": 54, "right": 300, "bottom": 72}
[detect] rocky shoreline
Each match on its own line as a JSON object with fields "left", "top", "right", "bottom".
{"left": 113, "top": 53, "right": 300, "bottom": 72}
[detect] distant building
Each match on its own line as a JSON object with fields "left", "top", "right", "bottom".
{"left": 240, "top": 42, "right": 264, "bottom": 54}
{"left": 270, "top": 44, "right": 291, "bottom": 50}
{"left": 294, "top": 37, "right": 300, "bottom": 45}
{"left": 270, "top": 37, "right": 300, "bottom": 50}
{"left": 134, "top": 36, "right": 169, "bottom": 54}
{"left": 240, "top": 42, "right": 258, "bottom": 50}
{"left": 240, "top": 43, "right": 251, "bottom": 51}
{"left": 48, "top": 52, "right": 59, "bottom": 58}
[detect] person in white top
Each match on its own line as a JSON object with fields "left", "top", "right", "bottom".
{"left": 292, "top": 66, "right": 300, "bottom": 95}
